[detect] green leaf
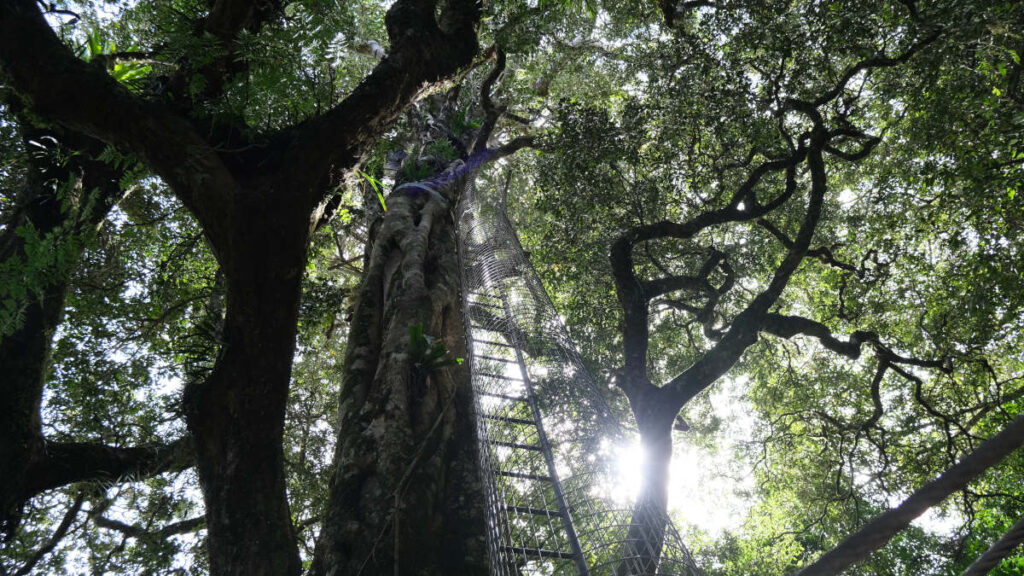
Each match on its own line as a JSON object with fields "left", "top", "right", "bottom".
{"left": 357, "top": 170, "right": 387, "bottom": 211}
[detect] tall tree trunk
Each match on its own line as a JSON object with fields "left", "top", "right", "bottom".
{"left": 183, "top": 196, "right": 309, "bottom": 576}
{"left": 312, "top": 173, "right": 489, "bottom": 576}
{"left": 617, "top": 389, "right": 676, "bottom": 576}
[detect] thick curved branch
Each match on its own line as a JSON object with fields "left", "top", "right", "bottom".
{"left": 611, "top": 146, "right": 806, "bottom": 275}
{"left": 642, "top": 274, "right": 709, "bottom": 299}
{"left": 760, "top": 313, "right": 877, "bottom": 359}
{"left": 758, "top": 219, "right": 859, "bottom": 275}
{"left": 760, "top": 313, "right": 953, "bottom": 432}
{"left": 0, "top": 0, "right": 237, "bottom": 249}
{"left": 651, "top": 249, "right": 735, "bottom": 339}
{"left": 796, "top": 413, "right": 1024, "bottom": 576}
{"left": 669, "top": 143, "right": 829, "bottom": 405}
{"left": 823, "top": 126, "right": 882, "bottom": 159}
{"left": 810, "top": 30, "right": 942, "bottom": 107}
{"left": 610, "top": 147, "right": 807, "bottom": 393}
{"left": 861, "top": 360, "right": 888, "bottom": 431}
{"left": 473, "top": 48, "right": 507, "bottom": 154}
{"left": 489, "top": 135, "right": 540, "bottom": 161}
{"left": 0, "top": 112, "right": 135, "bottom": 538}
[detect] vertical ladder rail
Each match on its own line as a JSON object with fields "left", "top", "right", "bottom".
{"left": 495, "top": 286, "right": 591, "bottom": 576}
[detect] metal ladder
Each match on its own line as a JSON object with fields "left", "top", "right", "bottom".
{"left": 466, "top": 283, "right": 591, "bottom": 576}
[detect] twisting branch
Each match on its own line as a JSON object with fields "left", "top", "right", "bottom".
{"left": 609, "top": 145, "right": 808, "bottom": 398}
{"left": 860, "top": 360, "right": 888, "bottom": 431}
{"left": 603, "top": 14, "right": 946, "bottom": 575}
{"left": 669, "top": 139, "right": 830, "bottom": 405}
{"left": 760, "top": 313, "right": 878, "bottom": 359}
{"left": 0, "top": 0, "right": 238, "bottom": 249}
{"left": 823, "top": 127, "right": 883, "bottom": 162}
{"left": 275, "top": 0, "right": 483, "bottom": 202}
{"left": 473, "top": 47, "right": 508, "bottom": 154}
{"left": 656, "top": 248, "right": 735, "bottom": 339}
{"left": 809, "top": 30, "right": 942, "bottom": 108}
{"left": 611, "top": 28, "right": 938, "bottom": 405}
{"left": 759, "top": 312, "right": 955, "bottom": 435}
{"left": 758, "top": 219, "right": 860, "bottom": 275}
{"left": 489, "top": 135, "right": 540, "bottom": 161}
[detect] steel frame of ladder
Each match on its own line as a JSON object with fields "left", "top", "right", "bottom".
{"left": 458, "top": 181, "right": 703, "bottom": 576}
{"left": 467, "top": 285, "right": 591, "bottom": 576}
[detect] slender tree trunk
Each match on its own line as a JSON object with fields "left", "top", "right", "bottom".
{"left": 312, "top": 173, "right": 489, "bottom": 576}
{"left": 618, "top": 389, "right": 676, "bottom": 576}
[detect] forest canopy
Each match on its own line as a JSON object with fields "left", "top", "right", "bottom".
{"left": 0, "top": 0, "right": 1022, "bottom": 575}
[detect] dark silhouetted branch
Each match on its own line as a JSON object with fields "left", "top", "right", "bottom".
{"left": 12, "top": 491, "right": 84, "bottom": 576}
{"left": 0, "top": 0, "right": 238, "bottom": 248}
{"left": 91, "top": 514, "right": 205, "bottom": 540}
{"left": 797, "top": 414, "right": 1024, "bottom": 576}
{"left": 27, "top": 437, "right": 193, "bottom": 496}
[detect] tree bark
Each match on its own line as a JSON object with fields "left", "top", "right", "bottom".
{"left": 182, "top": 192, "right": 311, "bottom": 576}
{"left": 311, "top": 173, "right": 489, "bottom": 576}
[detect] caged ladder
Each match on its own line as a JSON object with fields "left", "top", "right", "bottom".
{"left": 457, "top": 180, "right": 701, "bottom": 576}
{"left": 465, "top": 281, "right": 591, "bottom": 575}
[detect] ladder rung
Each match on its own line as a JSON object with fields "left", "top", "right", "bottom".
{"left": 477, "top": 372, "right": 522, "bottom": 382}
{"left": 477, "top": 354, "right": 516, "bottom": 363}
{"left": 494, "top": 470, "right": 552, "bottom": 482}
{"left": 503, "top": 546, "right": 576, "bottom": 560}
{"left": 484, "top": 414, "right": 535, "bottom": 426}
{"left": 470, "top": 323, "right": 504, "bottom": 331}
{"left": 506, "top": 506, "right": 563, "bottom": 517}
{"left": 489, "top": 440, "right": 542, "bottom": 451}
{"left": 481, "top": 392, "right": 528, "bottom": 402}
{"left": 473, "top": 339, "right": 514, "bottom": 348}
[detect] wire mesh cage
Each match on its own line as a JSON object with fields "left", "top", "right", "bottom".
{"left": 457, "top": 180, "right": 701, "bottom": 576}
